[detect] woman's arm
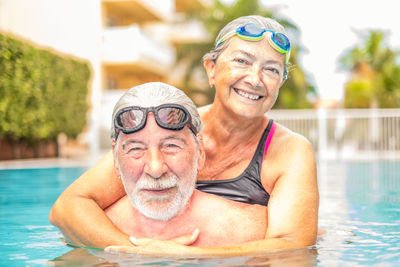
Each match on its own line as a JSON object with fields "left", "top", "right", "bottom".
{"left": 105, "top": 132, "right": 319, "bottom": 256}
{"left": 49, "top": 150, "right": 131, "bottom": 248}
{"left": 262, "top": 133, "right": 319, "bottom": 247}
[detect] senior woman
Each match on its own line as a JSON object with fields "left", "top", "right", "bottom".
{"left": 49, "top": 15, "right": 319, "bottom": 256}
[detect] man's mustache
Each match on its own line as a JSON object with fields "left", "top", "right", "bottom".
{"left": 135, "top": 175, "right": 179, "bottom": 191}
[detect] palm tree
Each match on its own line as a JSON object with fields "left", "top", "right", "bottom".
{"left": 174, "top": 0, "right": 315, "bottom": 109}
{"left": 339, "top": 30, "right": 400, "bottom": 108}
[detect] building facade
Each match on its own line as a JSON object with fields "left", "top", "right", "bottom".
{"left": 0, "top": 0, "right": 209, "bottom": 154}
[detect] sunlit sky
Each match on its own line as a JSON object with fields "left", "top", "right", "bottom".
{"left": 233, "top": 0, "right": 400, "bottom": 100}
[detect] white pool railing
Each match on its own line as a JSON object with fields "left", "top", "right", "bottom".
{"left": 268, "top": 108, "right": 400, "bottom": 160}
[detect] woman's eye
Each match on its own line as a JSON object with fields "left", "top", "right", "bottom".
{"left": 264, "top": 67, "right": 280, "bottom": 75}
{"left": 234, "top": 58, "right": 249, "bottom": 64}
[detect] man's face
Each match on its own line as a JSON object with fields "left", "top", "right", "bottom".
{"left": 113, "top": 113, "right": 203, "bottom": 221}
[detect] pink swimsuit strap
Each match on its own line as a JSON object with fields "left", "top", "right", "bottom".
{"left": 263, "top": 121, "right": 276, "bottom": 160}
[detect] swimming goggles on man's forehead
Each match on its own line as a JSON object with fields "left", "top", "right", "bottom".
{"left": 114, "top": 104, "right": 197, "bottom": 137}
{"left": 215, "top": 23, "right": 291, "bottom": 63}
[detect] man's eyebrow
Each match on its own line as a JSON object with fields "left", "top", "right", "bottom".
{"left": 121, "top": 139, "right": 143, "bottom": 148}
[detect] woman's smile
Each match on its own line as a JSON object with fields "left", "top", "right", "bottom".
{"left": 233, "top": 87, "right": 265, "bottom": 101}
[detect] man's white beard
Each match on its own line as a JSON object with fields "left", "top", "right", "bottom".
{"left": 120, "top": 163, "right": 197, "bottom": 221}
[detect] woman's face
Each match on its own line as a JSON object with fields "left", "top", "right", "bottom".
{"left": 206, "top": 36, "right": 286, "bottom": 118}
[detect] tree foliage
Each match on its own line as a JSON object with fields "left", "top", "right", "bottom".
{"left": 339, "top": 30, "right": 400, "bottom": 108}
{"left": 0, "top": 33, "right": 90, "bottom": 144}
{"left": 175, "top": 0, "right": 315, "bottom": 109}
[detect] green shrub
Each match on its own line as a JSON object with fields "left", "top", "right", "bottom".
{"left": 0, "top": 33, "right": 90, "bottom": 145}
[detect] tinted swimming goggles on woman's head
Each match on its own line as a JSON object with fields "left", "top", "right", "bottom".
{"left": 114, "top": 104, "right": 197, "bottom": 136}
{"left": 216, "top": 23, "right": 291, "bottom": 63}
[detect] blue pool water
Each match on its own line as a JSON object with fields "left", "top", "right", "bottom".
{"left": 0, "top": 167, "right": 86, "bottom": 266}
{"left": 0, "top": 161, "right": 399, "bottom": 266}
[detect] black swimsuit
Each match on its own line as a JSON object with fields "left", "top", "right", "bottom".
{"left": 196, "top": 120, "right": 275, "bottom": 206}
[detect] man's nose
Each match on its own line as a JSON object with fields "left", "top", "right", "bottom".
{"left": 144, "top": 148, "right": 168, "bottom": 178}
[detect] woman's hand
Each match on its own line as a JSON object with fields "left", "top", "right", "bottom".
{"left": 104, "top": 229, "right": 200, "bottom": 256}
{"left": 131, "top": 228, "right": 199, "bottom": 246}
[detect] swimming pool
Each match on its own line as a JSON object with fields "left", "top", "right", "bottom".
{"left": 0, "top": 161, "right": 399, "bottom": 266}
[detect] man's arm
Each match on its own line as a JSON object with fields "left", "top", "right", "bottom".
{"left": 49, "top": 150, "right": 131, "bottom": 248}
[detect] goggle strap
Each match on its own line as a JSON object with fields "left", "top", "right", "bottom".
{"left": 237, "top": 34, "right": 264, "bottom": 42}
{"left": 215, "top": 31, "right": 236, "bottom": 47}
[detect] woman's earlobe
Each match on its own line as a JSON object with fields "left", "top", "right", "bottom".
{"left": 279, "top": 78, "right": 286, "bottom": 87}
{"left": 204, "top": 59, "right": 216, "bottom": 87}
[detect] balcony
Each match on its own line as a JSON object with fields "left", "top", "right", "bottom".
{"left": 167, "top": 20, "right": 209, "bottom": 44}
{"left": 175, "top": 0, "right": 212, "bottom": 13}
{"left": 102, "top": 25, "right": 175, "bottom": 88}
{"left": 102, "top": 0, "right": 172, "bottom": 26}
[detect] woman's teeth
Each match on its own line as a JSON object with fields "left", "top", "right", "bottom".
{"left": 235, "top": 89, "right": 261, "bottom": 100}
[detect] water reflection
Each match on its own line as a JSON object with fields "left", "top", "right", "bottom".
{"left": 49, "top": 247, "right": 319, "bottom": 267}
{"left": 317, "top": 160, "right": 400, "bottom": 265}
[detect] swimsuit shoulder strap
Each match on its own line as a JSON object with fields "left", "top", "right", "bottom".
{"left": 262, "top": 120, "right": 276, "bottom": 161}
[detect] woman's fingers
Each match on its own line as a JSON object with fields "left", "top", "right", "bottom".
{"left": 129, "top": 236, "right": 151, "bottom": 246}
{"left": 170, "top": 228, "right": 200, "bottom": 245}
{"left": 129, "top": 228, "right": 200, "bottom": 246}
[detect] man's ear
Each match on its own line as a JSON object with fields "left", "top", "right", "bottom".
{"left": 196, "top": 134, "right": 206, "bottom": 171}
{"left": 204, "top": 59, "right": 216, "bottom": 88}
{"left": 111, "top": 139, "right": 121, "bottom": 179}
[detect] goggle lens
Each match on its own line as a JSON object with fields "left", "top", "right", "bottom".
{"left": 157, "top": 107, "right": 187, "bottom": 126}
{"left": 273, "top": 32, "right": 290, "bottom": 50}
{"left": 117, "top": 109, "right": 144, "bottom": 130}
{"left": 239, "top": 23, "right": 264, "bottom": 38}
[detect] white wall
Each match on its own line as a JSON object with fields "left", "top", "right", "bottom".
{"left": 0, "top": 0, "right": 102, "bottom": 60}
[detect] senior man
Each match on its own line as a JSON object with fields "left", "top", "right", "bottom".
{"left": 102, "top": 82, "right": 266, "bottom": 254}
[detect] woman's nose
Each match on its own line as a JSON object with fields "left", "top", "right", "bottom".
{"left": 246, "top": 65, "right": 263, "bottom": 89}
{"left": 144, "top": 148, "right": 168, "bottom": 178}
